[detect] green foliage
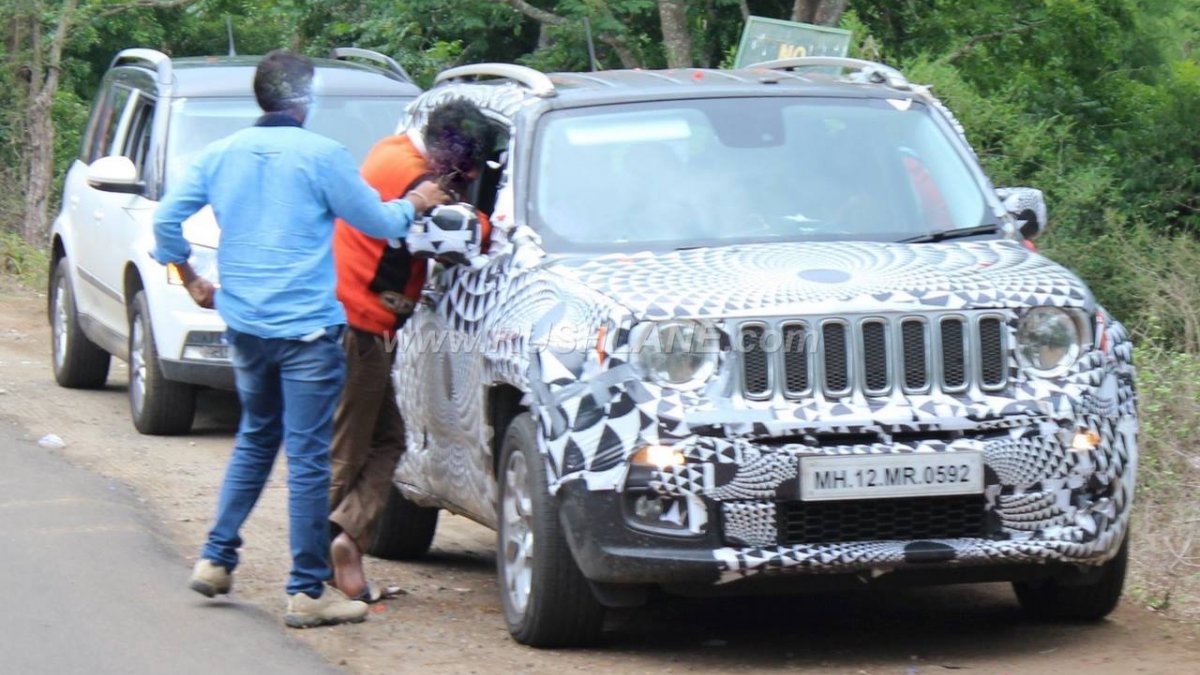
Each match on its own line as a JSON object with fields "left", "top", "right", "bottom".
{"left": 0, "top": 231, "right": 50, "bottom": 289}
{"left": 1129, "top": 343, "right": 1200, "bottom": 616}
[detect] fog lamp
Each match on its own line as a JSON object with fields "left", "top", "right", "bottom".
{"left": 182, "top": 331, "right": 231, "bottom": 363}
{"left": 630, "top": 444, "right": 685, "bottom": 470}
{"left": 629, "top": 494, "right": 689, "bottom": 531}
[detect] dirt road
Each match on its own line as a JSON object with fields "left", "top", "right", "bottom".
{"left": 2, "top": 283, "right": 1197, "bottom": 674}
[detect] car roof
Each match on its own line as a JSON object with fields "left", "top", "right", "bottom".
{"left": 417, "top": 63, "right": 926, "bottom": 126}
{"left": 545, "top": 67, "right": 905, "bottom": 103}
{"left": 133, "top": 56, "right": 422, "bottom": 98}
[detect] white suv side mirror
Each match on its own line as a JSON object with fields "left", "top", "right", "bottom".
{"left": 86, "top": 155, "right": 144, "bottom": 195}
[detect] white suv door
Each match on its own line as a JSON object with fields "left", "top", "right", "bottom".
{"left": 89, "top": 90, "right": 159, "bottom": 334}
{"left": 72, "top": 83, "right": 135, "bottom": 327}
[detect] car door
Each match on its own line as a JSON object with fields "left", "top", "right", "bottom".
{"left": 400, "top": 122, "right": 511, "bottom": 525}
{"left": 91, "top": 89, "right": 159, "bottom": 333}
{"left": 71, "top": 81, "right": 134, "bottom": 321}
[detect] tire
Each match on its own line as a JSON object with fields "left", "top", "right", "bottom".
{"left": 496, "top": 413, "right": 605, "bottom": 648}
{"left": 49, "top": 259, "right": 111, "bottom": 388}
{"left": 1013, "top": 535, "right": 1129, "bottom": 621}
{"left": 368, "top": 484, "right": 439, "bottom": 560}
{"left": 128, "top": 291, "right": 196, "bottom": 435}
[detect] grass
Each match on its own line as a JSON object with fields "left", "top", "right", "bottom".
{"left": 1128, "top": 346, "right": 1200, "bottom": 619}
{"left": 0, "top": 231, "right": 49, "bottom": 291}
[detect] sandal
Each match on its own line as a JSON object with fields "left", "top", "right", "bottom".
{"left": 352, "top": 582, "right": 404, "bottom": 604}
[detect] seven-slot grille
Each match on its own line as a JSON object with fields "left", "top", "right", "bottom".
{"left": 737, "top": 313, "right": 1008, "bottom": 400}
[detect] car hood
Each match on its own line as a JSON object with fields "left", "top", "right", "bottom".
{"left": 181, "top": 206, "right": 220, "bottom": 249}
{"left": 545, "top": 239, "right": 1091, "bottom": 319}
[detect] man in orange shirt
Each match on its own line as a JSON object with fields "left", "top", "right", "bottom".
{"left": 330, "top": 100, "right": 496, "bottom": 600}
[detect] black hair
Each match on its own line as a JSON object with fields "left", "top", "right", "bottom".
{"left": 254, "top": 50, "right": 315, "bottom": 113}
{"left": 423, "top": 99, "right": 497, "bottom": 178}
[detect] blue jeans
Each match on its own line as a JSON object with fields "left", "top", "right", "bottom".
{"left": 201, "top": 327, "right": 345, "bottom": 597}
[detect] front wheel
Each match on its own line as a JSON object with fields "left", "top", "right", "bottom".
{"left": 1013, "top": 535, "right": 1129, "bottom": 621}
{"left": 496, "top": 413, "right": 604, "bottom": 648}
{"left": 128, "top": 291, "right": 196, "bottom": 435}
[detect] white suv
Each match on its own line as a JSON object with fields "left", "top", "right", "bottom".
{"left": 48, "top": 47, "right": 420, "bottom": 434}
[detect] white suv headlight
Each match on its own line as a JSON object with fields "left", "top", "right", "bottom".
{"left": 167, "top": 244, "right": 219, "bottom": 286}
{"left": 1016, "top": 306, "right": 1083, "bottom": 376}
{"left": 630, "top": 320, "right": 719, "bottom": 390}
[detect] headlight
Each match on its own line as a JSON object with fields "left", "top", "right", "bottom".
{"left": 630, "top": 320, "right": 719, "bottom": 390}
{"left": 1016, "top": 307, "right": 1082, "bottom": 376}
{"left": 167, "top": 244, "right": 219, "bottom": 286}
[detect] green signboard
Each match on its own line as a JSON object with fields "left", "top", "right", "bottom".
{"left": 734, "top": 15, "right": 852, "bottom": 68}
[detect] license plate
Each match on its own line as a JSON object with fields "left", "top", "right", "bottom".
{"left": 799, "top": 452, "right": 984, "bottom": 501}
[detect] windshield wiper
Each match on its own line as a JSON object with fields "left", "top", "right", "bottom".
{"left": 899, "top": 224, "right": 1001, "bottom": 244}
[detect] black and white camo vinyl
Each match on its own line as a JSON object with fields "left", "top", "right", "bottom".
{"left": 395, "top": 231, "right": 1137, "bottom": 581}
{"left": 391, "top": 81, "right": 1137, "bottom": 583}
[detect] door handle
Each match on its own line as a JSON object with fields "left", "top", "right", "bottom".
{"left": 69, "top": 195, "right": 80, "bottom": 206}
{"left": 92, "top": 209, "right": 104, "bottom": 221}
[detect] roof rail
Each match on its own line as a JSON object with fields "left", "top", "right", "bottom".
{"left": 435, "top": 63, "right": 556, "bottom": 98}
{"left": 751, "top": 56, "right": 910, "bottom": 89}
{"left": 330, "top": 47, "right": 414, "bottom": 83}
{"left": 110, "top": 48, "right": 173, "bottom": 84}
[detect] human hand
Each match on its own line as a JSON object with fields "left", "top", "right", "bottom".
{"left": 186, "top": 277, "right": 216, "bottom": 309}
{"left": 405, "top": 180, "right": 450, "bottom": 214}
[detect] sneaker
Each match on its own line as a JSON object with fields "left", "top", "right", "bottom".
{"left": 285, "top": 585, "right": 369, "bottom": 629}
{"left": 189, "top": 559, "right": 232, "bottom": 598}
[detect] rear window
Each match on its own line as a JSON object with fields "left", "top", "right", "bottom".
{"left": 164, "top": 95, "right": 411, "bottom": 188}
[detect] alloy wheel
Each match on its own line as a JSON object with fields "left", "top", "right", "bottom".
{"left": 501, "top": 449, "right": 534, "bottom": 617}
{"left": 52, "top": 274, "right": 69, "bottom": 371}
{"left": 130, "top": 316, "right": 147, "bottom": 415}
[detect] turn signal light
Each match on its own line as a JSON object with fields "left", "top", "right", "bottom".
{"left": 630, "top": 444, "right": 685, "bottom": 469}
{"left": 1070, "top": 429, "right": 1101, "bottom": 452}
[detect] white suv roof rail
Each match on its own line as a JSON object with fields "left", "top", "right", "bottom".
{"left": 330, "top": 47, "right": 414, "bottom": 83}
{"left": 435, "top": 63, "right": 556, "bottom": 98}
{"left": 110, "top": 48, "right": 173, "bottom": 84}
{"left": 751, "top": 56, "right": 910, "bottom": 90}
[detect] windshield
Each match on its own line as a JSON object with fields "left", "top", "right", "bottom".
{"left": 532, "top": 97, "right": 997, "bottom": 252}
{"left": 165, "top": 96, "right": 410, "bottom": 187}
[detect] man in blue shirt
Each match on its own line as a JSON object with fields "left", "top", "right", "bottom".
{"left": 153, "top": 50, "right": 447, "bottom": 628}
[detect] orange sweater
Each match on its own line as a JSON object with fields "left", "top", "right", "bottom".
{"left": 334, "top": 134, "right": 490, "bottom": 336}
{"left": 334, "top": 134, "right": 429, "bottom": 336}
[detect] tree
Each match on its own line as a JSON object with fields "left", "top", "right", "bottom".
{"left": 15, "top": 0, "right": 78, "bottom": 245}
{"left": 657, "top": 0, "right": 692, "bottom": 68}
{"left": 11, "top": 0, "right": 197, "bottom": 245}
{"left": 791, "top": 0, "right": 847, "bottom": 25}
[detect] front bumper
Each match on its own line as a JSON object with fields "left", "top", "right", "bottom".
{"left": 160, "top": 357, "right": 234, "bottom": 389}
{"left": 557, "top": 408, "right": 1137, "bottom": 586}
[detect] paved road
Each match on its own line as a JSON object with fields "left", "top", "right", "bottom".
{"left": 0, "top": 426, "right": 336, "bottom": 675}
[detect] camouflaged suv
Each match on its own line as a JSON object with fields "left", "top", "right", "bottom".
{"left": 373, "top": 58, "right": 1138, "bottom": 647}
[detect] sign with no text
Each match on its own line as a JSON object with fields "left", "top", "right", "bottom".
{"left": 734, "top": 15, "right": 852, "bottom": 68}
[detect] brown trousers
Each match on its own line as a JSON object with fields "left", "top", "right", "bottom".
{"left": 330, "top": 327, "right": 405, "bottom": 551}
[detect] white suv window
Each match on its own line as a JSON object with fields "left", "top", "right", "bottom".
{"left": 83, "top": 85, "right": 134, "bottom": 163}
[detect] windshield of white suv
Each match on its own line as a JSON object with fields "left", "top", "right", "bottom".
{"left": 532, "top": 97, "right": 999, "bottom": 251}
{"left": 165, "top": 96, "right": 408, "bottom": 188}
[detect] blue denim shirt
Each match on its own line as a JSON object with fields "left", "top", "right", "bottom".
{"left": 152, "top": 116, "right": 416, "bottom": 339}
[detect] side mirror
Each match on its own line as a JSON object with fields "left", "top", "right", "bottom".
{"left": 996, "top": 187, "right": 1047, "bottom": 239}
{"left": 86, "top": 155, "right": 144, "bottom": 195}
{"left": 406, "top": 203, "right": 484, "bottom": 267}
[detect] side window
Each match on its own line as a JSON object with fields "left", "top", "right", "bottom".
{"left": 463, "top": 122, "right": 510, "bottom": 217}
{"left": 84, "top": 85, "right": 133, "bottom": 162}
{"left": 123, "top": 98, "right": 157, "bottom": 193}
